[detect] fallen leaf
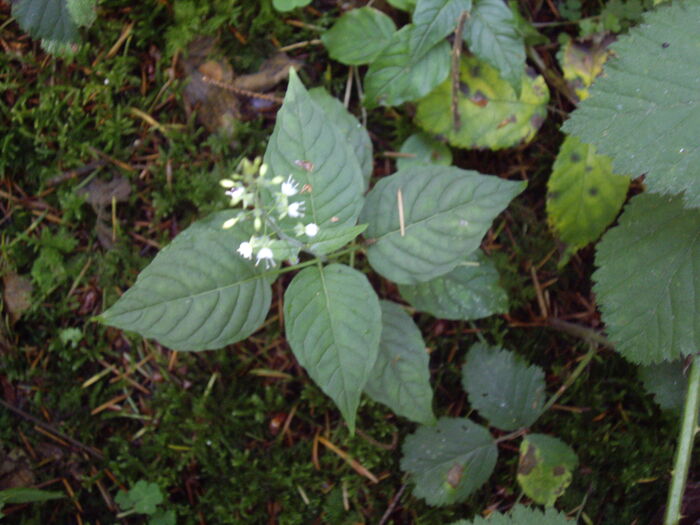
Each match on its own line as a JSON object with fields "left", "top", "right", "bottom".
{"left": 2, "top": 273, "right": 33, "bottom": 322}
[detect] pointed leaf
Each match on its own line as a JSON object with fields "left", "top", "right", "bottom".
{"left": 547, "top": 135, "right": 629, "bottom": 261}
{"left": 563, "top": 2, "right": 700, "bottom": 207}
{"left": 462, "top": 343, "right": 546, "bottom": 430}
{"left": 364, "top": 25, "right": 451, "bottom": 109}
{"left": 99, "top": 212, "right": 272, "bottom": 351}
{"left": 307, "top": 224, "right": 367, "bottom": 255}
{"left": 517, "top": 434, "right": 578, "bottom": 506}
{"left": 396, "top": 132, "right": 452, "bottom": 170}
{"left": 360, "top": 166, "right": 525, "bottom": 284}
{"left": 411, "top": 0, "right": 472, "bottom": 57}
{"left": 401, "top": 417, "right": 497, "bottom": 505}
{"left": 263, "top": 70, "right": 364, "bottom": 243}
{"left": 321, "top": 7, "right": 396, "bottom": 65}
{"left": 284, "top": 264, "right": 382, "bottom": 432}
{"left": 308, "top": 87, "right": 373, "bottom": 187}
{"left": 416, "top": 55, "right": 548, "bottom": 150}
{"left": 450, "top": 505, "right": 573, "bottom": 525}
{"left": 463, "top": 0, "right": 525, "bottom": 93}
{"left": 594, "top": 193, "right": 700, "bottom": 364}
{"left": 399, "top": 251, "right": 507, "bottom": 320}
{"left": 364, "top": 301, "right": 435, "bottom": 425}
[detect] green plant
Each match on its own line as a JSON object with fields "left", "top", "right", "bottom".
{"left": 562, "top": 2, "right": 700, "bottom": 523}
{"left": 115, "top": 480, "right": 175, "bottom": 525}
{"left": 10, "top": 0, "right": 97, "bottom": 55}
{"left": 0, "top": 487, "right": 63, "bottom": 519}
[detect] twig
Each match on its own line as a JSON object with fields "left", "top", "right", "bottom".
{"left": 548, "top": 318, "right": 614, "bottom": 349}
{"left": 377, "top": 484, "right": 407, "bottom": 525}
{"left": 451, "top": 11, "right": 470, "bottom": 131}
{"left": 0, "top": 398, "right": 103, "bottom": 460}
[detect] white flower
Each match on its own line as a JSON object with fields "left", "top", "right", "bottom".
{"left": 281, "top": 176, "right": 299, "bottom": 197}
{"left": 225, "top": 186, "right": 246, "bottom": 201}
{"left": 304, "top": 223, "right": 319, "bottom": 237}
{"left": 237, "top": 242, "right": 253, "bottom": 259}
{"left": 256, "top": 247, "right": 275, "bottom": 269}
{"left": 287, "top": 201, "right": 305, "bottom": 218}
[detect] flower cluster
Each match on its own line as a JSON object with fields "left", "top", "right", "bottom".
{"left": 219, "top": 159, "right": 321, "bottom": 267}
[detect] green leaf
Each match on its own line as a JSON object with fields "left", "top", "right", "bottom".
{"left": 639, "top": 360, "right": 686, "bottom": 413}
{"left": 149, "top": 509, "right": 177, "bottom": 525}
{"left": 66, "top": 0, "right": 96, "bottom": 27}
{"left": 386, "top": 0, "right": 417, "bottom": 10}
{"left": 115, "top": 481, "right": 164, "bottom": 515}
{"left": 399, "top": 251, "right": 508, "bottom": 320}
{"left": 462, "top": 343, "right": 546, "bottom": 430}
{"left": 547, "top": 135, "right": 630, "bottom": 262}
{"left": 364, "top": 25, "right": 451, "bottom": 109}
{"left": 562, "top": 2, "right": 700, "bottom": 207}
{"left": 272, "top": 0, "right": 312, "bottom": 12}
{"left": 396, "top": 132, "right": 452, "bottom": 170}
{"left": 307, "top": 224, "right": 368, "bottom": 256}
{"left": 321, "top": 7, "right": 396, "bottom": 65}
{"left": 263, "top": 70, "right": 365, "bottom": 239}
{"left": 308, "top": 87, "right": 373, "bottom": 187}
{"left": 593, "top": 193, "right": 700, "bottom": 364}
{"left": 517, "top": 434, "right": 578, "bottom": 506}
{"left": 411, "top": 0, "right": 472, "bottom": 58}
{"left": 99, "top": 212, "right": 272, "bottom": 351}
{"left": 284, "top": 264, "right": 382, "bottom": 432}
{"left": 0, "top": 487, "right": 64, "bottom": 505}
{"left": 364, "top": 301, "right": 435, "bottom": 425}
{"left": 13, "top": 0, "right": 78, "bottom": 43}
{"left": 450, "top": 504, "right": 574, "bottom": 524}
{"left": 416, "top": 55, "right": 548, "bottom": 150}
{"left": 360, "top": 166, "right": 525, "bottom": 284}
{"left": 463, "top": 0, "right": 525, "bottom": 93}
{"left": 401, "top": 417, "right": 497, "bottom": 506}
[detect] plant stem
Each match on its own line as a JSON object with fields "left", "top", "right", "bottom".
{"left": 664, "top": 355, "right": 700, "bottom": 525}
{"left": 541, "top": 343, "right": 598, "bottom": 414}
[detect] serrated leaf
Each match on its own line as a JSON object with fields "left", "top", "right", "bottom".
{"left": 463, "top": 0, "right": 525, "bottom": 93}
{"left": 450, "top": 504, "right": 573, "bottom": 525}
{"left": 263, "top": 70, "right": 365, "bottom": 243}
{"left": 547, "top": 135, "right": 630, "bottom": 262}
{"left": 99, "top": 212, "right": 272, "bottom": 351}
{"left": 321, "top": 7, "right": 396, "bottom": 65}
{"left": 558, "top": 37, "right": 612, "bottom": 102}
{"left": 462, "top": 343, "right": 546, "bottom": 430}
{"left": 360, "top": 166, "right": 525, "bottom": 284}
{"left": 284, "top": 264, "right": 382, "bottom": 432}
{"left": 562, "top": 3, "right": 700, "bottom": 207}
{"left": 411, "top": 0, "right": 472, "bottom": 58}
{"left": 12, "top": 0, "right": 79, "bottom": 43}
{"left": 307, "top": 224, "right": 367, "bottom": 255}
{"left": 364, "top": 301, "right": 435, "bottom": 425}
{"left": 593, "top": 193, "right": 700, "bottom": 364}
{"left": 401, "top": 417, "right": 497, "bottom": 506}
{"left": 639, "top": 360, "right": 686, "bottom": 413}
{"left": 416, "top": 55, "right": 548, "bottom": 150}
{"left": 399, "top": 251, "right": 507, "bottom": 320}
{"left": 364, "top": 25, "right": 451, "bottom": 109}
{"left": 517, "top": 434, "right": 578, "bottom": 506}
{"left": 308, "top": 87, "right": 373, "bottom": 187}
{"left": 396, "top": 132, "right": 452, "bottom": 170}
